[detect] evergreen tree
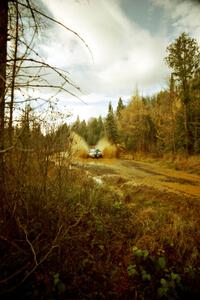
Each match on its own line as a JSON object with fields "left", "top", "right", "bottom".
{"left": 71, "top": 116, "right": 105, "bottom": 145}
{"left": 97, "top": 116, "right": 105, "bottom": 139}
{"left": 79, "top": 120, "right": 88, "bottom": 141}
{"left": 105, "top": 102, "right": 119, "bottom": 144}
{"left": 72, "top": 116, "right": 81, "bottom": 133}
{"left": 165, "top": 32, "right": 200, "bottom": 154}
{"left": 116, "top": 97, "right": 125, "bottom": 118}
{"left": 55, "top": 123, "right": 71, "bottom": 151}
{"left": 87, "top": 118, "right": 100, "bottom": 145}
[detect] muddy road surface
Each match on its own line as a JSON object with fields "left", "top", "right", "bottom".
{"left": 78, "top": 159, "right": 200, "bottom": 199}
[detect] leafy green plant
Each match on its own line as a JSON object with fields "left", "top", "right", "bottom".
{"left": 127, "top": 246, "right": 200, "bottom": 299}
{"left": 53, "top": 272, "right": 66, "bottom": 295}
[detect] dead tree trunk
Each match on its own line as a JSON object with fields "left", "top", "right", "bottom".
{"left": 0, "top": 0, "right": 8, "bottom": 183}
{"left": 9, "top": 1, "right": 19, "bottom": 146}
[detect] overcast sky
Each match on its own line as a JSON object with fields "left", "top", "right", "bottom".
{"left": 39, "top": 0, "right": 200, "bottom": 121}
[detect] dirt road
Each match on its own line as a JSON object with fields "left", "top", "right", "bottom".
{"left": 79, "top": 159, "right": 200, "bottom": 198}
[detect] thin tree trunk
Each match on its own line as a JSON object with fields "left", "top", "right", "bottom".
{"left": 9, "top": 1, "right": 19, "bottom": 146}
{"left": 184, "top": 103, "right": 189, "bottom": 156}
{"left": 193, "top": 91, "right": 200, "bottom": 153}
{"left": 170, "top": 74, "right": 176, "bottom": 154}
{"left": 0, "top": 0, "right": 8, "bottom": 184}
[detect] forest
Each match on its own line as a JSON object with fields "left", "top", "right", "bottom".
{"left": 72, "top": 30, "right": 200, "bottom": 157}
{"left": 0, "top": 1, "right": 200, "bottom": 299}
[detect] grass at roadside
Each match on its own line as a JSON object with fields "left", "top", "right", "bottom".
{"left": 121, "top": 152, "right": 200, "bottom": 175}
{"left": 162, "top": 155, "right": 200, "bottom": 175}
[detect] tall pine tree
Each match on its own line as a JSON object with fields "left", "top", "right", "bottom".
{"left": 116, "top": 97, "right": 125, "bottom": 118}
{"left": 165, "top": 32, "right": 200, "bottom": 154}
{"left": 105, "top": 102, "right": 119, "bottom": 144}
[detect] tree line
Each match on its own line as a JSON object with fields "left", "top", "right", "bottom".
{"left": 72, "top": 33, "right": 200, "bottom": 156}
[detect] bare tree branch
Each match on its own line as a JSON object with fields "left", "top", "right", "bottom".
{"left": 10, "top": 0, "right": 93, "bottom": 61}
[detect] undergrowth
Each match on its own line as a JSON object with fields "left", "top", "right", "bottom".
{"left": 0, "top": 152, "right": 200, "bottom": 299}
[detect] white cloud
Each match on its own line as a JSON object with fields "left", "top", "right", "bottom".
{"left": 39, "top": 0, "right": 200, "bottom": 119}
{"left": 41, "top": 0, "right": 169, "bottom": 95}
{"left": 151, "top": 0, "right": 200, "bottom": 42}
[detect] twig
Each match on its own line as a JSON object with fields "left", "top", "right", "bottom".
{"left": 23, "top": 227, "right": 38, "bottom": 266}
{"left": 11, "top": 0, "right": 93, "bottom": 62}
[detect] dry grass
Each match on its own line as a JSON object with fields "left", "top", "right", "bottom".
{"left": 149, "top": 154, "right": 200, "bottom": 175}
{"left": 120, "top": 151, "right": 200, "bottom": 175}
{"left": 123, "top": 185, "right": 200, "bottom": 265}
{"left": 172, "top": 155, "right": 200, "bottom": 174}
